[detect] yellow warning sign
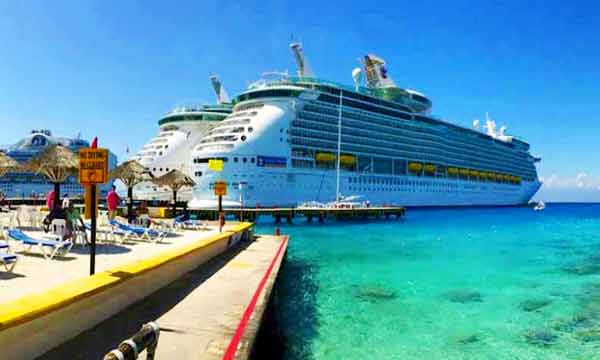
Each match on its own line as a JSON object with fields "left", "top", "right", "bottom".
{"left": 79, "top": 148, "right": 109, "bottom": 184}
{"left": 208, "top": 159, "right": 224, "bottom": 172}
{"left": 214, "top": 181, "right": 227, "bottom": 196}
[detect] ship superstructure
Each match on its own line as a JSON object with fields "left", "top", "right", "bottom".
{"left": 132, "top": 76, "right": 233, "bottom": 200}
{"left": 188, "top": 44, "right": 541, "bottom": 208}
{"left": 0, "top": 130, "right": 117, "bottom": 198}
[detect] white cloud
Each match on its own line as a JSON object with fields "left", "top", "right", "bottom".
{"left": 540, "top": 172, "right": 600, "bottom": 190}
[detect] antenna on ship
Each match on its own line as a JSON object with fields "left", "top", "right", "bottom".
{"left": 209, "top": 75, "right": 231, "bottom": 104}
{"left": 289, "top": 42, "right": 314, "bottom": 78}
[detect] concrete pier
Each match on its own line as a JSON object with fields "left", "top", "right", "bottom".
{"left": 155, "top": 234, "right": 287, "bottom": 359}
{"left": 35, "top": 233, "right": 288, "bottom": 360}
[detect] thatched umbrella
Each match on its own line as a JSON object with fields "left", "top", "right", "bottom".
{"left": 109, "top": 160, "right": 153, "bottom": 222}
{"left": 26, "top": 145, "right": 78, "bottom": 208}
{"left": 0, "top": 152, "right": 19, "bottom": 177}
{"left": 152, "top": 169, "right": 196, "bottom": 214}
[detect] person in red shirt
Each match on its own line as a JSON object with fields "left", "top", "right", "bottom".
{"left": 46, "top": 190, "right": 55, "bottom": 210}
{"left": 106, "top": 185, "right": 120, "bottom": 220}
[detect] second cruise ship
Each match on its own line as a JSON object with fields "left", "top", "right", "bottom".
{"left": 132, "top": 76, "right": 232, "bottom": 200}
{"left": 188, "top": 44, "right": 541, "bottom": 208}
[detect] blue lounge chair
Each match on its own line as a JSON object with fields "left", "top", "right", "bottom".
{"left": 174, "top": 215, "right": 209, "bottom": 231}
{"left": 0, "top": 253, "right": 17, "bottom": 272}
{"left": 0, "top": 240, "right": 17, "bottom": 272}
{"left": 109, "top": 220, "right": 166, "bottom": 243}
{"left": 6, "top": 229, "right": 73, "bottom": 260}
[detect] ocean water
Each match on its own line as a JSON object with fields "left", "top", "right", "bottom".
{"left": 253, "top": 204, "right": 600, "bottom": 360}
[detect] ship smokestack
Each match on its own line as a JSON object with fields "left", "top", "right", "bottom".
{"left": 290, "top": 42, "right": 314, "bottom": 78}
{"left": 210, "top": 75, "right": 231, "bottom": 104}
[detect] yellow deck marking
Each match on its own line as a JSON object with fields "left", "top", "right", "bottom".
{"left": 226, "top": 260, "right": 253, "bottom": 269}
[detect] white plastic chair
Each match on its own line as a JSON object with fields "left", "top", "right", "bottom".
{"left": 51, "top": 219, "right": 68, "bottom": 238}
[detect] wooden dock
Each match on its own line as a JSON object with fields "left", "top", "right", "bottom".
{"left": 191, "top": 206, "right": 406, "bottom": 223}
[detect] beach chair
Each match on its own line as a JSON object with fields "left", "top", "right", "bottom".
{"left": 0, "top": 252, "right": 17, "bottom": 272}
{"left": 84, "top": 223, "right": 121, "bottom": 244}
{"left": 173, "top": 215, "right": 209, "bottom": 231}
{"left": 5, "top": 229, "right": 73, "bottom": 260}
{"left": 1, "top": 239, "right": 17, "bottom": 271}
{"left": 109, "top": 220, "right": 166, "bottom": 243}
{"left": 51, "top": 219, "right": 68, "bottom": 238}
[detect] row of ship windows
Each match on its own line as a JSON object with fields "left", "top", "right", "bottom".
{"left": 192, "top": 157, "right": 257, "bottom": 165}
{"left": 292, "top": 118, "right": 529, "bottom": 171}
{"left": 217, "top": 118, "right": 252, "bottom": 127}
{"left": 291, "top": 146, "right": 536, "bottom": 180}
{"left": 347, "top": 177, "right": 460, "bottom": 188}
{"left": 312, "top": 94, "right": 525, "bottom": 151}
{"left": 300, "top": 106, "right": 528, "bottom": 165}
{"left": 290, "top": 138, "right": 536, "bottom": 178}
{"left": 346, "top": 186, "right": 516, "bottom": 194}
{"left": 290, "top": 133, "right": 534, "bottom": 177}
{"left": 200, "top": 135, "right": 248, "bottom": 144}
{"left": 233, "top": 102, "right": 265, "bottom": 112}
{"left": 303, "top": 101, "right": 524, "bottom": 153}
{"left": 292, "top": 158, "right": 531, "bottom": 183}
{"left": 224, "top": 111, "right": 258, "bottom": 120}
{"left": 208, "top": 126, "right": 253, "bottom": 136}
{"left": 292, "top": 124, "right": 526, "bottom": 174}
{"left": 299, "top": 107, "right": 527, "bottom": 161}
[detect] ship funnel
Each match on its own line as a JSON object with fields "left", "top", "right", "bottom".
{"left": 352, "top": 68, "right": 362, "bottom": 91}
{"left": 290, "top": 42, "right": 314, "bottom": 78}
{"left": 362, "top": 54, "right": 396, "bottom": 89}
{"left": 210, "top": 75, "right": 231, "bottom": 104}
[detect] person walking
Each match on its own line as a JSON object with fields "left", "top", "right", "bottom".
{"left": 106, "top": 185, "right": 120, "bottom": 220}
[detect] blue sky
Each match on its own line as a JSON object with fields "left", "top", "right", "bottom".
{"left": 1, "top": 0, "right": 599, "bottom": 201}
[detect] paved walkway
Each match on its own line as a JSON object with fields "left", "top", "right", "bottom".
{"left": 155, "top": 234, "right": 287, "bottom": 359}
{"left": 38, "top": 234, "right": 287, "bottom": 360}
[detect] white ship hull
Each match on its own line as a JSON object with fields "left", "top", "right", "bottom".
{"left": 189, "top": 167, "right": 541, "bottom": 208}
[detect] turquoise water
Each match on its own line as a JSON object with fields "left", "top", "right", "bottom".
{"left": 253, "top": 204, "right": 600, "bottom": 359}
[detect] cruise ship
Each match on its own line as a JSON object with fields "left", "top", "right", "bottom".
{"left": 0, "top": 130, "right": 117, "bottom": 199}
{"left": 188, "top": 44, "right": 541, "bottom": 208}
{"left": 132, "top": 76, "right": 233, "bottom": 200}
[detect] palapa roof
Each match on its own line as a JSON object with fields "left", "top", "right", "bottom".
{"left": 0, "top": 152, "right": 20, "bottom": 177}
{"left": 109, "top": 160, "right": 153, "bottom": 187}
{"left": 152, "top": 169, "right": 196, "bottom": 192}
{"left": 25, "top": 145, "right": 79, "bottom": 183}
